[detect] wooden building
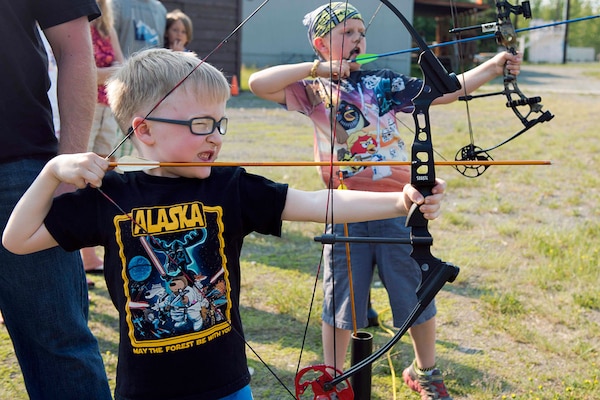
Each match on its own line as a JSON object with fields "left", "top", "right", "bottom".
{"left": 414, "top": 0, "right": 490, "bottom": 71}
{"left": 162, "top": 0, "right": 242, "bottom": 80}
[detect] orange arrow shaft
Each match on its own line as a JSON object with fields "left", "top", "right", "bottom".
{"left": 109, "top": 160, "right": 551, "bottom": 168}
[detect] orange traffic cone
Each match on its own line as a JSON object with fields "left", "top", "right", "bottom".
{"left": 230, "top": 75, "right": 239, "bottom": 96}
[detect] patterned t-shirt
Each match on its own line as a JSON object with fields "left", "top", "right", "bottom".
{"left": 285, "top": 69, "right": 423, "bottom": 192}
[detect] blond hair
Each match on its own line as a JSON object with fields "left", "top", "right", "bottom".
{"left": 92, "top": 0, "right": 114, "bottom": 37}
{"left": 165, "top": 9, "right": 194, "bottom": 46}
{"left": 106, "top": 48, "right": 230, "bottom": 133}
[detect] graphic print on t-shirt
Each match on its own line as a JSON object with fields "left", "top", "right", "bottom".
{"left": 328, "top": 74, "right": 411, "bottom": 182}
{"left": 114, "top": 201, "right": 231, "bottom": 352}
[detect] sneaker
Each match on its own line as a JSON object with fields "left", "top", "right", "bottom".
{"left": 402, "top": 362, "right": 452, "bottom": 400}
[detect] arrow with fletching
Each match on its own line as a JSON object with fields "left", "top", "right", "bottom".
{"left": 351, "top": 14, "right": 600, "bottom": 65}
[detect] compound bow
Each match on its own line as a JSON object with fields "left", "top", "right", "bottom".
{"left": 294, "top": 1, "right": 460, "bottom": 397}
{"left": 452, "top": 0, "right": 555, "bottom": 177}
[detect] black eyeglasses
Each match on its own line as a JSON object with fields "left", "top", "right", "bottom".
{"left": 144, "top": 116, "right": 228, "bottom": 135}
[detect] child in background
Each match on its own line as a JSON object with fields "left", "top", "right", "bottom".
{"left": 2, "top": 48, "right": 446, "bottom": 400}
{"left": 249, "top": 3, "right": 522, "bottom": 399}
{"left": 164, "top": 9, "right": 193, "bottom": 52}
{"left": 111, "top": 0, "right": 167, "bottom": 159}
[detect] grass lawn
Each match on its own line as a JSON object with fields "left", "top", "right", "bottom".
{"left": 1, "top": 63, "right": 599, "bottom": 399}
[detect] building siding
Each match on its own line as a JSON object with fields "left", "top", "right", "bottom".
{"left": 240, "top": 0, "right": 414, "bottom": 74}
{"left": 160, "top": 1, "right": 477, "bottom": 80}
{"left": 162, "top": 0, "right": 241, "bottom": 80}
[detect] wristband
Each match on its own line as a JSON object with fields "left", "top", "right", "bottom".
{"left": 310, "top": 59, "right": 320, "bottom": 79}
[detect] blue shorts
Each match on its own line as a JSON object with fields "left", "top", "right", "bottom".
{"left": 321, "top": 217, "right": 436, "bottom": 330}
{"left": 220, "top": 384, "right": 253, "bottom": 400}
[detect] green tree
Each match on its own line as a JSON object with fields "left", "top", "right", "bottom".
{"left": 530, "top": 0, "right": 600, "bottom": 57}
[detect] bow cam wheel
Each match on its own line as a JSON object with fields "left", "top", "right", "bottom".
{"left": 455, "top": 145, "right": 493, "bottom": 178}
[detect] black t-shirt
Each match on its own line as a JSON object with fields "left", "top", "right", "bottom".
{"left": 45, "top": 168, "right": 288, "bottom": 399}
{"left": 0, "top": 0, "right": 100, "bottom": 162}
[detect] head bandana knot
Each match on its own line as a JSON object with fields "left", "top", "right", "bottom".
{"left": 303, "top": 2, "right": 363, "bottom": 54}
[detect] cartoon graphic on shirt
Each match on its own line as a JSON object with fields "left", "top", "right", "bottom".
{"left": 115, "top": 201, "right": 230, "bottom": 349}
{"left": 327, "top": 74, "right": 418, "bottom": 181}
{"left": 304, "top": 71, "right": 424, "bottom": 188}
{"left": 336, "top": 100, "right": 370, "bottom": 133}
{"left": 334, "top": 104, "right": 384, "bottom": 176}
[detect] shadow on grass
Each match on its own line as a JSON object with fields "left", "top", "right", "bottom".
{"left": 443, "top": 358, "right": 514, "bottom": 398}
{"left": 241, "top": 303, "right": 431, "bottom": 399}
{"left": 247, "top": 357, "right": 299, "bottom": 399}
{"left": 241, "top": 304, "right": 322, "bottom": 398}
{"left": 242, "top": 230, "right": 324, "bottom": 275}
{"left": 443, "top": 278, "right": 495, "bottom": 299}
{"left": 241, "top": 304, "right": 320, "bottom": 349}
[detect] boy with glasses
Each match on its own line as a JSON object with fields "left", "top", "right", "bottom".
{"left": 3, "top": 48, "right": 446, "bottom": 400}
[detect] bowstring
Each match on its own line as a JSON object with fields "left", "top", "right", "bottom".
{"left": 318, "top": 0, "right": 392, "bottom": 387}
{"left": 365, "top": 3, "right": 383, "bottom": 34}
{"left": 293, "top": 0, "right": 361, "bottom": 382}
{"left": 329, "top": 0, "right": 357, "bottom": 378}
{"left": 449, "top": 1, "right": 477, "bottom": 154}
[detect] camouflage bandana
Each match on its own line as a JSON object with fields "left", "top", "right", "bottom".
{"left": 303, "top": 2, "right": 363, "bottom": 46}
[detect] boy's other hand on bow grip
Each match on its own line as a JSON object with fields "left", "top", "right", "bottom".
{"left": 402, "top": 178, "right": 446, "bottom": 220}
{"left": 491, "top": 51, "right": 522, "bottom": 76}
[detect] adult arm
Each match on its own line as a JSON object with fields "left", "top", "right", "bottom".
{"left": 43, "top": 16, "right": 96, "bottom": 155}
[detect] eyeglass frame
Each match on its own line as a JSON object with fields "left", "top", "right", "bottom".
{"left": 144, "top": 116, "right": 228, "bottom": 136}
